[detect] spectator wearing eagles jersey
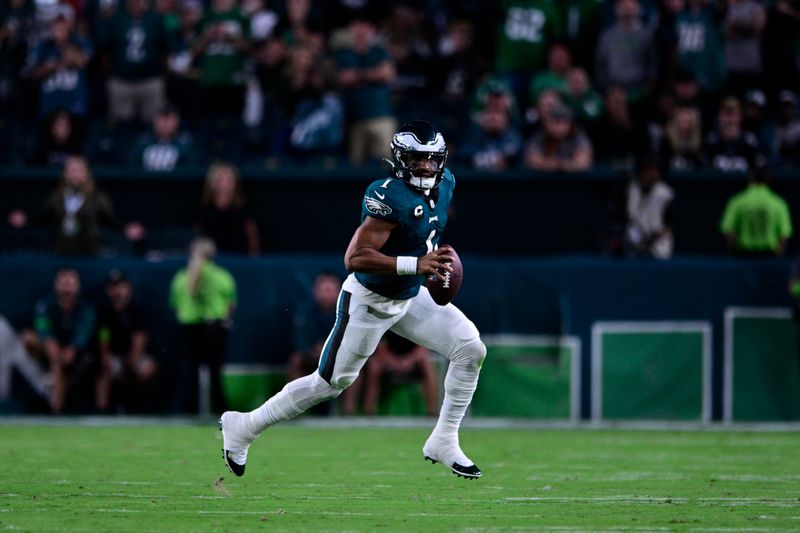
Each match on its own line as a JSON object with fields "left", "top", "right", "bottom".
{"left": 705, "top": 97, "right": 764, "bottom": 174}
{"left": 99, "top": 0, "right": 171, "bottom": 124}
{"left": 133, "top": 105, "right": 195, "bottom": 172}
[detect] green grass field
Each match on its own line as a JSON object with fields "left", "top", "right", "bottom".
{"left": 1, "top": 423, "right": 799, "bottom": 532}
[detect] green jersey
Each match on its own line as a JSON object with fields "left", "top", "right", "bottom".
{"left": 495, "top": 0, "right": 562, "bottom": 72}
{"left": 196, "top": 10, "right": 250, "bottom": 86}
{"left": 720, "top": 184, "right": 793, "bottom": 252}
{"left": 169, "top": 261, "right": 237, "bottom": 324}
{"left": 355, "top": 169, "right": 455, "bottom": 300}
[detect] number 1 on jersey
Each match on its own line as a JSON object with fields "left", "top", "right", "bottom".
{"left": 425, "top": 229, "right": 436, "bottom": 253}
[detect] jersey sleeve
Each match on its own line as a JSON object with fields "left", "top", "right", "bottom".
{"left": 361, "top": 180, "right": 401, "bottom": 223}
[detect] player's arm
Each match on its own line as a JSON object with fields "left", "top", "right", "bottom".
{"left": 344, "top": 216, "right": 454, "bottom": 280}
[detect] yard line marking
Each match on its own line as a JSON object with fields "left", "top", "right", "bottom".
{"left": 504, "top": 496, "right": 688, "bottom": 503}
{"left": 699, "top": 498, "right": 800, "bottom": 502}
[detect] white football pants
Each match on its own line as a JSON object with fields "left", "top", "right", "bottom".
{"left": 247, "top": 274, "right": 486, "bottom": 433}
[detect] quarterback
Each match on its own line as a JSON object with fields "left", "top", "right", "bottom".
{"left": 220, "top": 121, "right": 487, "bottom": 479}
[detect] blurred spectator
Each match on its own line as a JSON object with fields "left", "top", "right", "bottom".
{"left": 662, "top": 104, "right": 704, "bottom": 170}
{"left": 557, "top": 0, "right": 603, "bottom": 71}
{"left": 243, "top": 0, "right": 278, "bottom": 42}
{"left": 169, "top": 237, "right": 236, "bottom": 414}
{"left": 436, "top": 20, "right": 487, "bottom": 135}
{"left": 193, "top": 0, "right": 250, "bottom": 122}
{"left": 676, "top": 0, "right": 726, "bottom": 97}
{"left": 287, "top": 63, "right": 344, "bottom": 162}
{"left": 0, "top": 0, "right": 35, "bottom": 117}
{"left": 653, "top": 0, "right": 685, "bottom": 85}
{"left": 133, "top": 105, "right": 194, "bottom": 171}
{"left": 6, "top": 156, "right": 145, "bottom": 255}
{"left": 100, "top": 0, "right": 170, "bottom": 124}
{"left": 742, "top": 90, "right": 775, "bottom": 159}
{"left": 386, "top": 28, "right": 434, "bottom": 124}
{"left": 96, "top": 269, "right": 157, "bottom": 413}
{"left": 335, "top": 16, "right": 396, "bottom": 166}
{"left": 278, "top": 0, "right": 324, "bottom": 53}
{"left": 705, "top": 97, "right": 763, "bottom": 173}
{"left": 253, "top": 36, "right": 288, "bottom": 155}
{"left": 525, "top": 104, "right": 592, "bottom": 172}
{"left": 287, "top": 271, "right": 342, "bottom": 416}
{"left": 723, "top": 0, "right": 766, "bottom": 97}
{"left": 525, "top": 87, "right": 562, "bottom": 134}
{"left": 593, "top": 86, "right": 645, "bottom": 168}
{"left": 165, "top": 0, "right": 203, "bottom": 122}
{"left": 562, "top": 67, "right": 603, "bottom": 124}
{"left": 31, "top": 14, "right": 92, "bottom": 119}
{"left": 776, "top": 91, "right": 800, "bottom": 166}
{"left": 671, "top": 67, "right": 700, "bottom": 107}
{"left": 195, "top": 163, "right": 260, "bottom": 255}
{"left": 762, "top": 0, "right": 800, "bottom": 99}
{"left": 472, "top": 76, "right": 521, "bottom": 124}
{"left": 529, "top": 40, "right": 572, "bottom": 103}
{"left": 595, "top": 0, "right": 656, "bottom": 96}
{"left": 28, "top": 110, "right": 84, "bottom": 167}
{"left": 362, "top": 331, "right": 438, "bottom": 417}
{"left": 458, "top": 107, "right": 523, "bottom": 171}
{"left": 720, "top": 165, "right": 793, "bottom": 257}
{"left": 494, "top": 0, "right": 562, "bottom": 107}
{"left": 27, "top": 269, "right": 97, "bottom": 413}
{"left": 625, "top": 159, "right": 674, "bottom": 258}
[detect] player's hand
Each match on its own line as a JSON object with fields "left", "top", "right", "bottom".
{"left": 417, "top": 246, "right": 454, "bottom": 281}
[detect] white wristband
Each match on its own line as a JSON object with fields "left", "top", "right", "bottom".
{"left": 396, "top": 256, "right": 418, "bottom": 276}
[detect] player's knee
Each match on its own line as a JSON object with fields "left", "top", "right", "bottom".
{"left": 452, "top": 337, "right": 486, "bottom": 368}
{"left": 312, "top": 372, "right": 344, "bottom": 400}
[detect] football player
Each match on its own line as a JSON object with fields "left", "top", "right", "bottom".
{"left": 220, "top": 121, "right": 487, "bottom": 478}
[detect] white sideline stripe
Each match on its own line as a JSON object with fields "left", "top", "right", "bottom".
{"left": 723, "top": 306, "right": 794, "bottom": 423}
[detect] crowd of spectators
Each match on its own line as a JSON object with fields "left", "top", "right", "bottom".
{"left": 0, "top": 0, "right": 798, "bottom": 171}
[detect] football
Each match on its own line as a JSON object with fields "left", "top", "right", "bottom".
{"left": 425, "top": 245, "right": 463, "bottom": 306}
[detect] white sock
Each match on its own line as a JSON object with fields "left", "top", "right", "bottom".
{"left": 245, "top": 372, "right": 339, "bottom": 435}
{"left": 431, "top": 361, "right": 480, "bottom": 441}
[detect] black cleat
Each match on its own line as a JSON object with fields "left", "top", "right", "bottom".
{"left": 219, "top": 413, "right": 254, "bottom": 477}
{"left": 424, "top": 455, "right": 482, "bottom": 479}
{"left": 451, "top": 462, "right": 482, "bottom": 479}
{"left": 222, "top": 449, "right": 246, "bottom": 477}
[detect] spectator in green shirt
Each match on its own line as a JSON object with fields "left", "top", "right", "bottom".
{"left": 529, "top": 40, "right": 572, "bottom": 104}
{"left": 169, "top": 237, "right": 236, "bottom": 413}
{"left": 192, "top": 0, "right": 250, "bottom": 119}
{"left": 720, "top": 166, "right": 793, "bottom": 257}
{"left": 562, "top": 67, "right": 603, "bottom": 124}
{"left": 494, "top": 0, "right": 562, "bottom": 107}
{"left": 101, "top": 0, "right": 170, "bottom": 124}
